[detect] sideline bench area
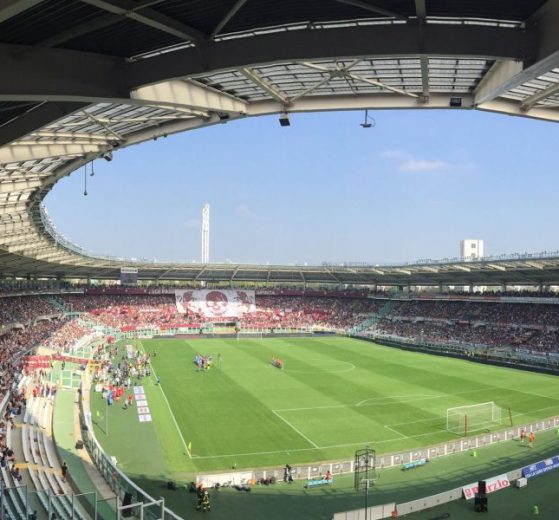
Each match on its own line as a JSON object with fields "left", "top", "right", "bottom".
{"left": 402, "top": 458, "right": 428, "bottom": 471}
{"left": 305, "top": 477, "right": 334, "bottom": 488}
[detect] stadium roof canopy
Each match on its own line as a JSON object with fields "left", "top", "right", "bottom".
{"left": 1, "top": 0, "right": 559, "bottom": 285}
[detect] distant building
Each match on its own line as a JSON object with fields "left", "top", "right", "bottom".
{"left": 460, "top": 239, "right": 484, "bottom": 261}
{"left": 201, "top": 203, "right": 210, "bottom": 263}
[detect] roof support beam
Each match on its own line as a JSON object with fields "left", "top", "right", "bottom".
{"left": 0, "top": 232, "right": 37, "bottom": 246}
{"left": 294, "top": 60, "right": 419, "bottom": 101}
{"left": 414, "top": 0, "right": 426, "bottom": 18}
{"left": 521, "top": 81, "right": 559, "bottom": 110}
{"left": 7, "top": 243, "right": 52, "bottom": 254}
{"left": 248, "top": 93, "right": 472, "bottom": 117}
{"left": 477, "top": 98, "right": 559, "bottom": 123}
{"left": 0, "top": 178, "right": 42, "bottom": 193}
{"left": 240, "top": 68, "right": 289, "bottom": 104}
{"left": 420, "top": 57, "right": 429, "bottom": 98}
{"left": 0, "top": 142, "right": 103, "bottom": 164}
{"left": 35, "top": 13, "right": 121, "bottom": 48}
{"left": 78, "top": 0, "right": 206, "bottom": 44}
{"left": 475, "top": 3, "right": 559, "bottom": 106}
{"left": 334, "top": 0, "right": 407, "bottom": 20}
{"left": 1, "top": 234, "right": 45, "bottom": 248}
{"left": 34, "top": 251, "right": 72, "bottom": 261}
{"left": 127, "top": 24, "right": 528, "bottom": 89}
{"left": 0, "top": 102, "right": 87, "bottom": 148}
{"left": 0, "top": 0, "right": 44, "bottom": 23}
{"left": 473, "top": 59, "right": 524, "bottom": 105}
{"left": 131, "top": 79, "right": 248, "bottom": 115}
{"left": 0, "top": 24, "right": 530, "bottom": 101}
{"left": 210, "top": 0, "right": 248, "bottom": 40}
{"left": 0, "top": 204, "right": 27, "bottom": 215}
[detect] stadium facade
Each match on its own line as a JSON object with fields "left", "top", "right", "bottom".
{"left": 1, "top": 1, "right": 559, "bottom": 284}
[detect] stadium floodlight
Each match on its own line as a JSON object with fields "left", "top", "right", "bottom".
{"left": 102, "top": 150, "right": 113, "bottom": 161}
{"left": 446, "top": 402, "right": 502, "bottom": 436}
{"left": 360, "top": 109, "right": 376, "bottom": 128}
{"left": 279, "top": 112, "right": 290, "bottom": 127}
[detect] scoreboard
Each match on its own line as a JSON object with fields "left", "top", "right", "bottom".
{"left": 120, "top": 267, "right": 138, "bottom": 286}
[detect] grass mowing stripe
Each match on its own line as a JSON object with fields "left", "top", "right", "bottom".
{"left": 139, "top": 339, "right": 192, "bottom": 459}
{"left": 270, "top": 410, "right": 320, "bottom": 448}
{"left": 127, "top": 336, "right": 559, "bottom": 471}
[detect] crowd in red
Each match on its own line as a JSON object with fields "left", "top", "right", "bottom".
{"left": 2, "top": 291, "right": 559, "bottom": 386}
{"left": 58, "top": 294, "right": 383, "bottom": 330}
{"left": 239, "top": 296, "right": 382, "bottom": 330}
{"left": 44, "top": 320, "right": 90, "bottom": 350}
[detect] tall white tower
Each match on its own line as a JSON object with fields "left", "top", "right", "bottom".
{"left": 201, "top": 203, "right": 210, "bottom": 263}
{"left": 460, "top": 239, "right": 484, "bottom": 261}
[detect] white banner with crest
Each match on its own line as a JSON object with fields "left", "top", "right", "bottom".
{"left": 175, "top": 289, "right": 256, "bottom": 317}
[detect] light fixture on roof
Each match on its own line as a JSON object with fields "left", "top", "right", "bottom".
{"left": 102, "top": 150, "right": 113, "bottom": 162}
{"left": 89, "top": 161, "right": 95, "bottom": 177}
{"left": 278, "top": 111, "right": 290, "bottom": 127}
{"left": 360, "top": 109, "right": 375, "bottom": 128}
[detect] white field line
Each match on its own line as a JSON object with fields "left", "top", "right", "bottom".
{"left": 271, "top": 410, "right": 319, "bottom": 449}
{"left": 138, "top": 340, "right": 192, "bottom": 459}
{"left": 355, "top": 394, "right": 442, "bottom": 406}
{"left": 384, "top": 425, "right": 407, "bottom": 439}
{"left": 192, "top": 430, "right": 446, "bottom": 460}
{"left": 194, "top": 405, "right": 559, "bottom": 460}
{"left": 276, "top": 393, "right": 445, "bottom": 413}
{"left": 276, "top": 388, "right": 501, "bottom": 414}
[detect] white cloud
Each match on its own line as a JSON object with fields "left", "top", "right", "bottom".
{"left": 235, "top": 203, "right": 257, "bottom": 219}
{"left": 381, "top": 149, "right": 455, "bottom": 173}
{"left": 381, "top": 149, "right": 406, "bottom": 159}
{"left": 399, "top": 159, "right": 449, "bottom": 172}
{"left": 185, "top": 218, "right": 200, "bottom": 229}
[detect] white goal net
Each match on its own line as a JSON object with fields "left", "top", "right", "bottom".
{"left": 236, "top": 332, "right": 263, "bottom": 340}
{"left": 446, "top": 402, "right": 502, "bottom": 435}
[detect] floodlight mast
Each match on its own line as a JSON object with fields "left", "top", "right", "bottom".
{"left": 354, "top": 446, "right": 376, "bottom": 520}
{"left": 201, "top": 203, "right": 210, "bottom": 263}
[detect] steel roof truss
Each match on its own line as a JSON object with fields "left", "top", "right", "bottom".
{"left": 78, "top": 0, "right": 206, "bottom": 44}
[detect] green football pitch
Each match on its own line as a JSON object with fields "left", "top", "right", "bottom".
{"left": 90, "top": 336, "right": 559, "bottom": 478}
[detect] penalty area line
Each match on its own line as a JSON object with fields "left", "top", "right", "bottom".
{"left": 384, "top": 425, "right": 407, "bottom": 439}
{"left": 271, "top": 410, "right": 320, "bottom": 449}
{"left": 138, "top": 340, "right": 192, "bottom": 459}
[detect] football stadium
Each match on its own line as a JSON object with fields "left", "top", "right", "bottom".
{"left": 3, "top": 1, "right": 559, "bottom": 519}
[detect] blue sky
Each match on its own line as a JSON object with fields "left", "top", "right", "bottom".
{"left": 44, "top": 109, "right": 559, "bottom": 265}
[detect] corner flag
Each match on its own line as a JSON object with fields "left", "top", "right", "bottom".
{"left": 188, "top": 441, "right": 192, "bottom": 452}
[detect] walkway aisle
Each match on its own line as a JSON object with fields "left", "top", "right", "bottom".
{"left": 53, "top": 388, "right": 116, "bottom": 519}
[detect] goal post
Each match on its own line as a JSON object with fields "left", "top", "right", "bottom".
{"left": 446, "top": 402, "right": 502, "bottom": 436}
{"left": 236, "top": 331, "right": 263, "bottom": 340}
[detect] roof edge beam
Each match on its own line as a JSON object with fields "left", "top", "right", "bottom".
{"left": 334, "top": 0, "right": 407, "bottom": 20}
{"left": 521, "top": 81, "right": 559, "bottom": 110}
{"left": 131, "top": 79, "right": 248, "bottom": 115}
{"left": 473, "top": 59, "right": 524, "bottom": 105}
{"left": 0, "top": 0, "right": 44, "bottom": 24}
